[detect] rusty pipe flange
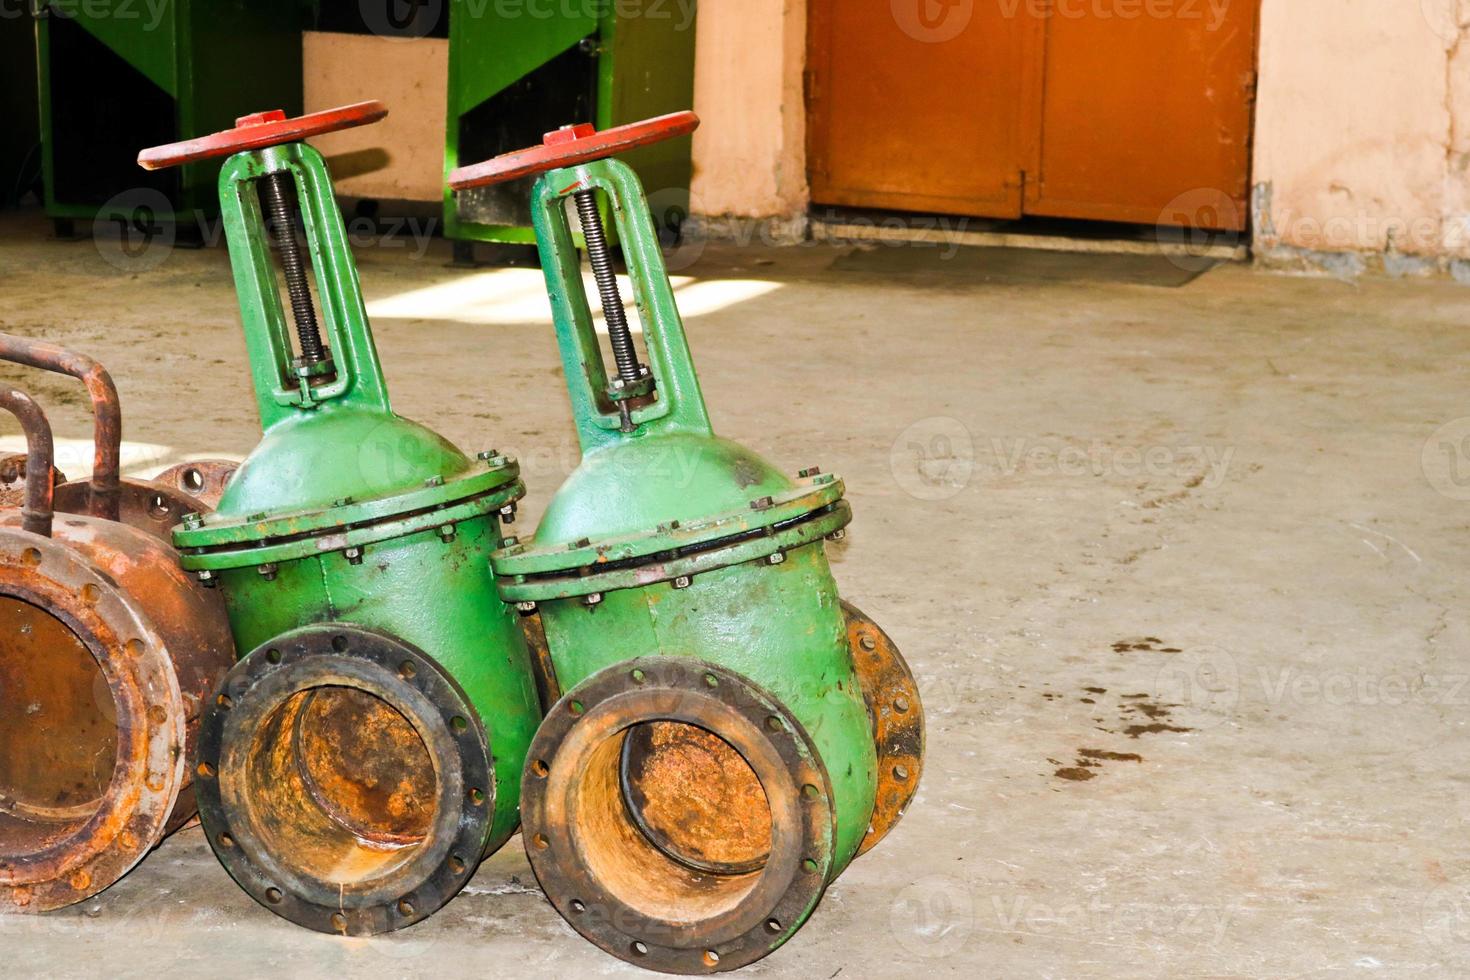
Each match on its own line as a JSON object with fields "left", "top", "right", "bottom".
{"left": 521, "top": 657, "right": 837, "bottom": 974}
{"left": 0, "top": 528, "right": 186, "bottom": 913}
{"left": 0, "top": 453, "right": 64, "bottom": 512}
{"left": 53, "top": 477, "right": 208, "bottom": 544}
{"left": 842, "top": 601, "right": 925, "bottom": 857}
{"left": 152, "top": 460, "right": 239, "bottom": 512}
{"left": 195, "top": 625, "right": 494, "bottom": 936}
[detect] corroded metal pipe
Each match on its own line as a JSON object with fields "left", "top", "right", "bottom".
{"left": 0, "top": 377, "right": 236, "bottom": 913}
{"left": 0, "top": 386, "right": 54, "bottom": 537}
{"left": 0, "top": 333, "right": 121, "bottom": 522}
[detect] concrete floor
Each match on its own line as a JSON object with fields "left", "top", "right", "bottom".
{"left": 2, "top": 209, "right": 1470, "bottom": 978}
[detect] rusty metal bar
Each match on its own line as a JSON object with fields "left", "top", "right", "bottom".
{"left": 0, "top": 333, "right": 121, "bottom": 522}
{"left": 0, "top": 384, "right": 55, "bottom": 537}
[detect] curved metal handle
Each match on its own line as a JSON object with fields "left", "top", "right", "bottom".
{"left": 448, "top": 111, "right": 699, "bottom": 190}
{"left": 530, "top": 159, "right": 713, "bottom": 454}
{"left": 137, "top": 101, "right": 389, "bottom": 171}
{"left": 0, "top": 385, "right": 55, "bottom": 537}
{"left": 0, "top": 333, "right": 120, "bottom": 522}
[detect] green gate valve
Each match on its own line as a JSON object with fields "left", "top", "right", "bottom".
{"left": 451, "top": 114, "right": 924, "bottom": 974}
{"left": 137, "top": 103, "right": 545, "bottom": 937}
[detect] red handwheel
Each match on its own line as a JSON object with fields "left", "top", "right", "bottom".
{"left": 138, "top": 101, "right": 389, "bottom": 171}
{"left": 448, "top": 110, "right": 700, "bottom": 190}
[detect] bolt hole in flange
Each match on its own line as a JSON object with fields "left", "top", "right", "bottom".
{"left": 842, "top": 600, "right": 926, "bottom": 858}
{"left": 0, "top": 597, "right": 118, "bottom": 855}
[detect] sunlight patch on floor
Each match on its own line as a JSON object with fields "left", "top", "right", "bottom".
{"left": 0, "top": 437, "right": 235, "bottom": 480}
{"left": 366, "top": 269, "right": 783, "bottom": 331}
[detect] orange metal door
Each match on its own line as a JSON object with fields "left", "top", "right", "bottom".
{"left": 805, "top": 1, "right": 1258, "bottom": 231}
{"left": 806, "top": 1, "right": 1039, "bottom": 218}
{"left": 1024, "top": 1, "right": 1258, "bottom": 230}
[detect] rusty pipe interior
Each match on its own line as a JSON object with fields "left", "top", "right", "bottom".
{"left": 0, "top": 333, "right": 121, "bottom": 523}
{"left": 566, "top": 721, "right": 774, "bottom": 919}
{"left": 240, "top": 686, "right": 439, "bottom": 885}
{"left": 0, "top": 597, "right": 118, "bottom": 855}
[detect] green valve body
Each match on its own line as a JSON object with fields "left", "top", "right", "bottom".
{"left": 152, "top": 108, "right": 542, "bottom": 937}
{"left": 490, "top": 154, "right": 880, "bottom": 974}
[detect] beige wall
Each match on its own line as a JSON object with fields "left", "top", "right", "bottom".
{"left": 689, "top": 0, "right": 809, "bottom": 218}
{"left": 1253, "top": 0, "right": 1470, "bottom": 269}
{"left": 303, "top": 32, "right": 448, "bottom": 203}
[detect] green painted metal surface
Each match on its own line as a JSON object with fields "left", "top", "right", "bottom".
{"left": 492, "top": 159, "right": 878, "bottom": 905}
{"left": 444, "top": 0, "right": 695, "bottom": 245}
{"left": 38, "top": 1, "right": 303, "bottom": 224}
{"left": 174, "top": 138, "right": 541, "bottom": 856}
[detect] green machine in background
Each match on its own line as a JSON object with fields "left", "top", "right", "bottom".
{"left": 0, "top": 13, "right": 40, "bottom": 207}
{"left": 36, "top": 0, "right": 305, "bottom": 237}
{"left": 444, "top": 0, "right": 696, "bottom": 256}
